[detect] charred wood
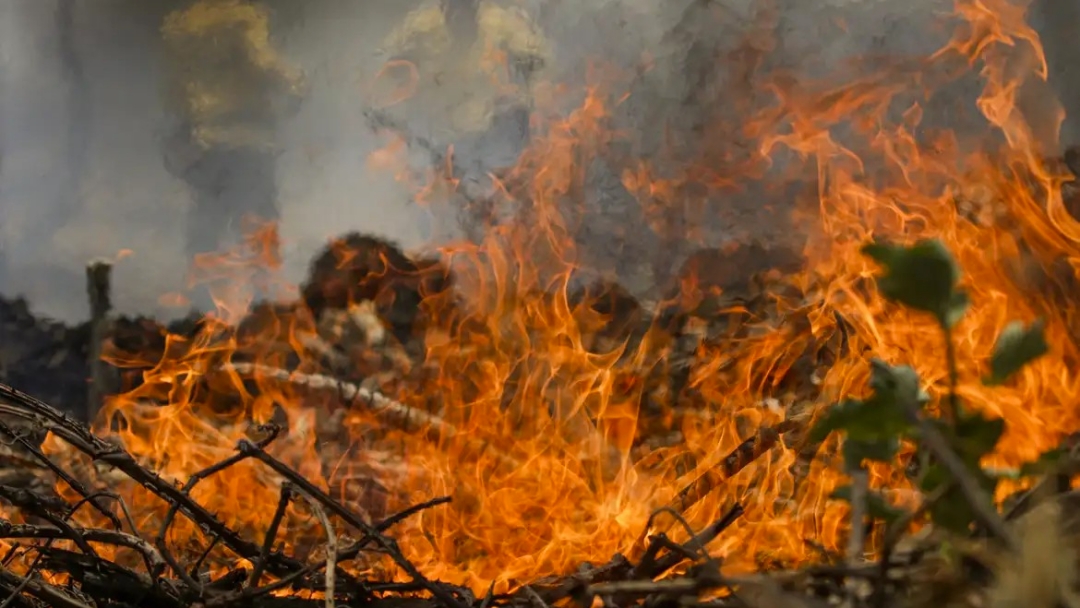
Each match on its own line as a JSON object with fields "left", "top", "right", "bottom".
{"left": 300, "top": 232, "right": 455, "bottom": 354}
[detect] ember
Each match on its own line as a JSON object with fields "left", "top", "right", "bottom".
{"left": 2, "top": 0, "right": 1080, "bottom": 607}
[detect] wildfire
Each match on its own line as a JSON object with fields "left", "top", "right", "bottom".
{"left": 19, "top": 0, "right": 1080, "bottom": 600}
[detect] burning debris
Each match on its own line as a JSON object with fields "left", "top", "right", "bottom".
{"left": 300, "top": 232, "right": 455, "bottom": 356}
{"left": 0, "top": 224, "right": 1075, "bottom": 608}
{"left": 6, "top": 0, "right": 1080, "bottom": 607}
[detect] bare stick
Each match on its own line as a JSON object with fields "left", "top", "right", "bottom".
{"left": 0, "top": 521, "right": 165, "bottom": 574}
{"left": 0, "top": 567, "right": 91, "bottom": 608}
{"left": 0, "top": 383, "right": 305, "bottom": 577}
{"left": 843, "top": 467, "right": 868, "bottom": 606}
{"left": 222, "top": 362, "right": 520, "bottom": 468}
{"left": 0, "top": 419, "right": 121, "bottom": 530}
{"left": 846, "top": 468, "right": 869, "bottom": 561}
{"left": 237, "top": 439, "right": 467, "bottom": 608}
{"left": 299, "top": 493, "right": 337, "bottom": 608}
{"left": 665, "top": 421, "right": 793, "bottom": 513}
{"left": 85, "top": 259, "right": 115, "bottom": 422}
{"left": 649, "top": 503, "right": 744, "bottom": 578}
{"left": 221, "top": 363, "right": 452, "bottom": 437}
{"left": 246, "top": 483, "right": 291, "bottom": 588}
{"left": 899, "top": 402, "right": 1015, "bottom": 549}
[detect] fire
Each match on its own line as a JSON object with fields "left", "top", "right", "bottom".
{"left": 24, "top": 0, "right": 1080, "bottom": 599}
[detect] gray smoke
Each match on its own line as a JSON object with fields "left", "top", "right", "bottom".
{"left": 0, "top": 0, "right": 1075, "bottom": 323}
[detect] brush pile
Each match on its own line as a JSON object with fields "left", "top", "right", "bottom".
{"left": 0, "top": 225, "right": 1076, "bottom": 608}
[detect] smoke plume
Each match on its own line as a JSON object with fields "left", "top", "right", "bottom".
{"left": 0, "top": 0, "right": 1074, "bottom": 322}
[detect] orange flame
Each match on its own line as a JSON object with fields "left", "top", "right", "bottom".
{"left": 39, "top": 0, "right": 1080, "bottom": 597}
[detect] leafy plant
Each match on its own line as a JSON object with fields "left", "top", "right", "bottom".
{"left": 815, "top": 238, "right": 1053, "bottom": 536}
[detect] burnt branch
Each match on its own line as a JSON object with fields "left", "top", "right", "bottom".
{"left": 0, "top": 383, "right": 305, "bottom": 577}
{"left": 237, "top": 439, "right": 468, "bottom": 608}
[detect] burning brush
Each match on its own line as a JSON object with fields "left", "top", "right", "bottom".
{"left": 9, "top": 0, "right": 1080, "bottom": 606}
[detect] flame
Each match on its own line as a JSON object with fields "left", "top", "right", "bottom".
{"left": 37, "top": 0, "right": 1080, "bottom": 597}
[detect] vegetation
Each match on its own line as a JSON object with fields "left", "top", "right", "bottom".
{"left": 812, "top": 238, "right": 1055, "bottom": 550}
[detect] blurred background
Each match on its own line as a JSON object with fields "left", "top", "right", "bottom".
{"left": 0, "top": 0, "right": 1075, "bottom": 322}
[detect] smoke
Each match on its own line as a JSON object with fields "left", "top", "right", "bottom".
{"left": 0, "top": 0, "right": 1074, "bottom": 323}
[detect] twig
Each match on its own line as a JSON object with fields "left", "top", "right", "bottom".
{"left": 246, "top": 483, "right": 292, "bottom": 588}
{"left": 0, "top": 383, "right": 305, "bottom": 577}
{"left": 666, "top": 422, "right": 793, "bottom": 513}
{"left": 0, "top": 419, "right": 122, "bottom": 530}
{"left": 870, "top": 480, "right": 954, "bottom": 608}
{"left": 324, "top": 495, "right": 453, "bottom": 568}
{"left": 223, "top": 362, "right": 522, "bottom": 470}
{"left": 157, "top": 424, "right": 281, "bottom": 550}
{"left": 588, "top": 577, "right": 703, "bottom": 597}
{"left": 845, "top": 469, "right": 868, "bottom": 562}
{"left": 209, "top": 561, "right": 320, "bottom": 607}
{"left": 0, "top": 489, "right": 122, "bottom": 608}
{"left": 0, "top": 567, "right": 91, "bottom": 608}
{"left": 85, "top": 259, "right": 116, "bottom": 422}
{"left": 300, "top": 493, "right": 337, "bottom": 608}
{"left": 525, "top": 554, "right": 633, "bottom": 605}
{"left": 0, "top": 521, "right": 165, "bottom": 574}
{"left": 189, "top": 534, "right": 220, "bottom": 579}
{"left": 523, "top": 585, "right": 550, "bottom": 608}
{"left": 237, "top": 439, "right": 467, "bottom": 608}
{"left": 898, "top": 395, "right": 1014, "bottom": 549}
{"left": 156, "top": 423, "right": 282, "bottom": 585}
{"left": 0, "top": 485, "right": 97, "bottom": 559}
{"left": 32, "top": 545, "right": 183, "bottom": 608}
{"left": 1002, "top": 434, "right": 1080, "bottom": 522}
{"left": 222, "top": 363, "right": 456, "bottom": 439}
{"left": 375, "top": 496, "right": 451, "bottom": 531}
{"left": 478, "top": 582, "right": 496, "bottom": 608}
{"left": 0, "top": 479, "right": 161, "bottom": 608}
{"left": 843, "top": 467, "right": 868, "bottom": 606}
{"left": 650, "top": 503, "right": 745, "bottom": 578}
{"left": 0, "top": 569, "right": 34, "bottom": 608}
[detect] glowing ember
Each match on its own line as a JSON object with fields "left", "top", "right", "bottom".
{"left": 16, "top": 0, "right": 1080, "bottom": 599}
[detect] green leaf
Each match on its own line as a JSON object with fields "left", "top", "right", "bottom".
{"left": 810, "top": 399, "right": 863, "bottom": 444}
{"left": 984, "top": 319, "right": 1049, "bottom": 385}
{"left": 810, "top": 360, "right": 920, "bottom": 470}
{"left": 868, "top": 360, "right": 926, "bottom": 411}
{"left": 943, "top": 291, "right": 971, "bottom": 329}
{"left": 952, "top": 410, "right": 1005, "bottom": 466}
{"left": 861, "top": 239, "right": 967, "bottom": 327}
{"left": 919, "top": 463, "right": 998, "bottom": 535}
{"left": 842, "top": 437, "right": 900, "bottom": 469}
{"left": 1018, "top": 448, "right": 1064, "bottom": 477}
{"left": 830, "top": 485, "right": 907, "bottom": 526}
{"left": 919, "top": 465, "right": 976, "bottom": 534}
{"left": 810, "top": 396, "right": 910, "bottom": 446}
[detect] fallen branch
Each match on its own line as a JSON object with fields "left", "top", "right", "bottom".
{"left": 237, "top": 439, "right": 467, "bottom": 608}
{"left": 221, "top": 362, "right": 521, "bottom": 468}
{"left": 0, "top": 383, "right": 306, "bottom": 579}
{"left": 664, "top": 420, "right": 795, "bottom": 514}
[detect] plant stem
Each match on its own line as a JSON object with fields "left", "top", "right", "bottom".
{"left": 942, "top": 326, "right": 960, "bottom": 424}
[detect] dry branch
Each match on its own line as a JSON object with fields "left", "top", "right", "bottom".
{"left": 220, "top": 362, "right": 522, "bottom": 468}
